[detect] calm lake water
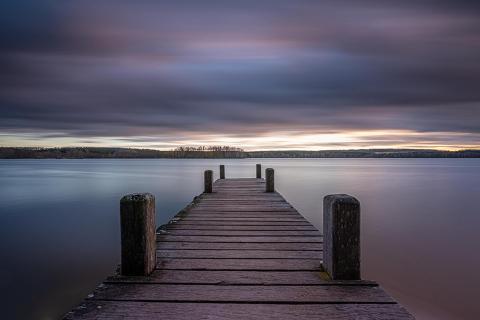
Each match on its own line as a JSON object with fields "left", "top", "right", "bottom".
{"left": 1, "top": 158, "right": 479, "bottom": 319}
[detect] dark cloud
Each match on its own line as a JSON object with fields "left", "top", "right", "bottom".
{"left": 0, "top": 0, "right": 479, "bottom": 148}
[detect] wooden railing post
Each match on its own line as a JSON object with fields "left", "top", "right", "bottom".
{"left": 204, "top": 170, "right": 213, "bottom": 193}
{"left": 256, "top": 164, "right": 261, "bottom": 179}
{"left": 220, "top": 165, "right": 225, "bottom": 179}
{"left": 265, "top": 168, "right": 274, "bottom": 192}
{"left": 323, "top": 194, "right": 360, "bottom": 280}
{"left": 120, "top": 193, "right": 156, "bottom": 276}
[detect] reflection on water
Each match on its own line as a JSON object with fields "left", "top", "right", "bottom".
{"left": 1, "top": 159, "right": 479, "bottom": 319}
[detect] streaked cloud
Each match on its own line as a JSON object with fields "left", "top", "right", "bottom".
{"left": 1, "top": 1, "right": 479, "bottom": 150}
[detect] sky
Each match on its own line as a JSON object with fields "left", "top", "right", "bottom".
{"left": 1, "top": 0, "right": 479, "bottom": 151}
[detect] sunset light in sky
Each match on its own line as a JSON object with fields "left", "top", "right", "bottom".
{"left": 1, "top": 1, "right": 479, "bottom": 150}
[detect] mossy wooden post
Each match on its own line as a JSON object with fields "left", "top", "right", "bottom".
{"left": 204, "top": 170, "right": 213, "bottom": 193}
{"left": 220, "top": 165, "right": 225, "bottom": 179}
{"left": 256, "top": 164, "right": 261, "bottom": 179}
{"left": 323, "top": 194, "right": 360, "bottom": 280}
{"left": 120, "top": 193, "right": 156, "bottom": 276}
{"left": 265, "top": 168, "right": 274, "bottom": 192}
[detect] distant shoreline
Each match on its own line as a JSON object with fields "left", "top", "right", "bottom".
{"left": 1, "top": 147, "right": 479, "bottom": 159}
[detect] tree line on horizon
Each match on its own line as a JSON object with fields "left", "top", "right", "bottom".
{"left": 173, "top": 146, "right": 244, "bottom": 158}
{"left": 0, "top": 147, "right": 479, "bottom": 159}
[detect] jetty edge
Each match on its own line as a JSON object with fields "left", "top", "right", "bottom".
{"left": 64, "top": 164, "right": 414, "bottom": 320}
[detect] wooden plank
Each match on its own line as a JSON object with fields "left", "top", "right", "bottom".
{"left": 66, "top": 301, "right": 414, "bottom": 320}
{"left": 161, "top": 230, "right": 321, "bottom": 236}
{"left": 157, "top": 249, "right": 322, "bottom": 259}
{"left": 179, "top": 217, "right": 308, "bottom": 222}
{"left": 184, "top": 214, "right": 304, "bottom": 218}
{"left": 199, "top": 198, "right": 286, "bottom": 201}
{"left": 189, "top": 208, "right": 296, "bottom": 212}
{"left": 213, "top": 188, "right": 266, "bottom": 190}
{"left": 197, "top": 202, "right": 287, "bottom": 204}
{"left": 211, "top": 191, "right": 271, "bottom": 193}
{"left": 191, "top": 209, "right": 294, "bottom": 212}
{"left": 157, "top": 258, "right": 322, "bottom": 270}
{"left": 186, "top": 214, "right": 301, "bottom": 218}
{"left": 157, "top": 235, "right": 322, "bottom": 243}
{"left": 166, "top": 225, "right": 318, "bottom": 231}
{"left": 194, "top": 203, "right": 291, "bottom": 206}
{"left": 213, "top": 188, "right": 265, "bottom": 190}
{"left": 211, "top": 193, "right": 275, "bottom": 195}
{"left": 107, "top": 270, "right": 375, "bottom": 285}
{"left": 196, "top": 197, "right": 288, "bottom": 200}
{"left": 89, "top": 284, "right": 394, "bottom": 303}
{"left": 171, "top": 220, "right": 314, "bottom": 226}
{"left": 192, "top": 202, "right": 292, "bottom": 205}
{"left": 197, "top": 202, "right": 288, "bottom": 205}
{"left": 199, "top": 200, "right": 287, "bottom": 203}
{"left": 156, "top": 241, "right": 323, "bottom": 251}
{"left": 188, "top": 211, "right": 300, "bottom": 215}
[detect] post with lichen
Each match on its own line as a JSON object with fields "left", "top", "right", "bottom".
{"left": 120, "top": 193, "right": 156, "bottom": 276}
{"left": 220, "top": 165, "right": 225, "bottom": 179}
{"left": 256, "top": 164, "right": 261, "bottom": 179}
{"left": 265, "top": 168, "right": 274, "bottom": 192}
{"left": 322, "top": 194, "right": 361, "bottom": 280}
{"left": 204, "top": 170, "right": 213, "bottom": 193}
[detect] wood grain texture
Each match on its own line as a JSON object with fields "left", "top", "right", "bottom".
{"left": 179, "top": 217, "right": 308, "bottom": 222}
{"left": 157, "top": 235, "right": 322, "bottom": 243}
{"left": 156, "top": 258, "right": 322, "bottom": 270}
{"left": 107, "top": 270, "right": 376, "bottom": 285}
{"left": 66, "top": 301, "right": 414, "bottom": 320}
{"left": 166, "top": 225, "right": 318, "bottom": 230}
{"left": 185, "top": 213, "right": 302, "bottom": 218}
{"left": 157, "top": 249, "right": 322, "bottom": 259}
{"left": 161, "top": 230, "right": 321, "bottom": 236}
{"left": 90, "top": 284, "right": 394, "bottom": 303}
{"left": 120, "top": 193, "right": 156, "bottom": 276}
{"left": 156, "top": 241, "right": 323, "bottom": 251}
{"left": 171, "top": 220, "right": 313, "bottom": 226}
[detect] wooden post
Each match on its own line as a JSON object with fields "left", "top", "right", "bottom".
{"left": 256, "top": 164, "right": 261, "bottom": 179}
{"left": 265, "top": 168, "right": 274, "bottom": 192}
{"left": 120, "top": 193, "right": 156, "bottom": 276}
{"left": 220, "top": 165, "right": 225, "bottom": 179}
{"left": 323, "top": 194, "right": 360, "bottom": 280}
{"left": 204, "top": 170, "right": 213, "bottom": 193}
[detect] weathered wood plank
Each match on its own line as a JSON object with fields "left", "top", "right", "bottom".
{"left": 196, "top": 197, "right": 288, "bottom": 201}
{"left": 179, "top": 217, "right": 308, "bottom": 222}
{"left": 157, "top": 258, "right": 322, "bottom": 270}
{"left": 197, "top": 201, "right": 288, "bottom": 203}
{"left": 66, "top": 301, "right": 414, "bottom": 320}
{"left": 187, "top": 212, "right": 301, "bottom": 216}
{"left": 189, "top": 208, "right": 296, "bottom": 212}
{"left": 171, "top": 220, "right": 314, "bottom": 226}
{"left": 166, "top": 225, "right": 318, "bottom": 231}
{"left": 184, "top": 214, "right": 304, "bottom": 219}
{"left": 89, "top": 284, "right": 394, "bottom": 303}
{"left": 156, "top": 241, "right": 323, "bottom": 251}
{"left": 157, "top": 235, "right": 322, "bottom": 243}
{"left": 161, "top": 230, "right": 321, "bottom": 236}
{"left": 199, "top": 198, "right": 286, "bottom": 201}
{"left": 190, "top": 209, "right": 296, "bottom": 213}
{"left": 157, "top": 249, "right": 322, "bottom": 259}
{"left": 107, "top": 270, "right": 374, "bottom": 285}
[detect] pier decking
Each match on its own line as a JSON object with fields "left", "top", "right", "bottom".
{"left": 65, "top": 177, "right": 413, "bottom": 319}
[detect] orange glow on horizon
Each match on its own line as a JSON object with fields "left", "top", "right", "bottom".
{"left": 1, "top": 129, "right": 479, "bottom": 151}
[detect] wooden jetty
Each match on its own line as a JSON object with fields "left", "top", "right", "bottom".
{"left": 65, "top": 165, "right": 414, "bottom": 319}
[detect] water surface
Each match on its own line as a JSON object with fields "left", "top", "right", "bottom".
{"left": 1, "top": 159, "right": 479, "bottom": 319}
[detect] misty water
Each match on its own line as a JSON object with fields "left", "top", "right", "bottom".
{"left": 1, "top": 159, "right": 479, "bottom": 320}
